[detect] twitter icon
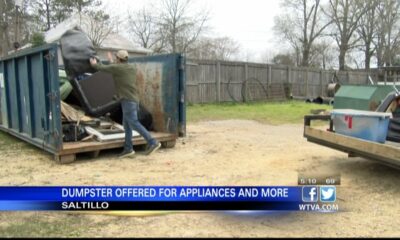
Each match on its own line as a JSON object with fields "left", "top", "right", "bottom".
{"left": 320, "top": 186, "right": 336, "bottom": 202}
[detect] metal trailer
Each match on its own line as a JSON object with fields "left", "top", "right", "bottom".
{"left": 0, "top": 44, "right": 186, "bottom": 163}
{"left": 304, "top": 115, "right": 400, "bottom": 169}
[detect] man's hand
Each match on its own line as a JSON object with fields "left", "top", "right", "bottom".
{"left": 90, "top": 57, "right": 97, "bottom": 66}
{"left": 107, "top": 51, "right": 114, "bottom": 63}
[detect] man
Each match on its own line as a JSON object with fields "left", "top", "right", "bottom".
{"left": 90, "top": 50, "right": 161, "bottom": 158}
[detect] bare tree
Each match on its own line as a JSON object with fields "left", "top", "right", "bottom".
{"left": 156, "top": 0, "right": 209, "bottom": 54}
{"left": 188, "top": 36, "right": 240, "bottom": 61}
{"left": 274, "top": 0, "right": 332, "bottom": 67}
{"left": 0, "top": 0, "right": 12, "bottom": 56}
{"left": 126, "top": 8, "right": 165, "bottom": 53}
{"left": 311, "top": 40, "right": 336, "bottom": 69}
{"left": 28, "top": 0, "right": 102, "bottom": 31}
{"left": 30, "top": 0, "right": 51, "bottom": 30}
{"left": 81, "top": 10, "right": 116, "bottom": 47}
{"left": 357, "top": 0, "right": 379, "bottom": 69}
{"left": 1, "top": 0, "right": 30, "bottom": 56}
{"left": 375, "top": 0, "right": 400, "bottom": 67}
{"left": 70, "top": 0, "right": 101, "bottom": 14}
{"left": 272, "top": 53, "right": 296, "bottom": 65}
{"left": 325, "top": 0, "right": 368, "bottom": 70}
{"left": 273, "top": 14, "right": 301, "bottom": 66}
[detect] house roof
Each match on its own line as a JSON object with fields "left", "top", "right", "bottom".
{"left": 43, "top": 13, "right": 152, "bottom": 54}
{"left": 100, "top": 33, "right": 152, "bottom": 53}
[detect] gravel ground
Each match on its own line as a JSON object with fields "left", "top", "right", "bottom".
{"left": 0, "top": 120, "right": 399, "bottom": 237}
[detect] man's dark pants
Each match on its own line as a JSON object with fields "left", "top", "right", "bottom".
{"left": 121, "top": 100, "right": 156, "bottom": 152}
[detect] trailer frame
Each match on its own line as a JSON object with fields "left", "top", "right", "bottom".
{"left": 304, "top": 115, "right": 400, "bottom": 169}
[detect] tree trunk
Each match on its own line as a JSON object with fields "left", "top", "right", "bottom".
{"left": 301, "top": 47, "right": 310, "bottom": 67}
{"left": 3, "top": 25, "right": 11, "bottom": 56}
{"left": 376, "top": 45, "right": 383, "bottom": 67}
{"left": 365, "top": 45, "right": 371, "bottom": 70}
{"left": 0, "top": 1, "right": 7, "bottom": 56}
{"left": 339, "top": 48, "right": 346, "bottom": 70}
{"left": 14, "top": 6, "right": 19, "bottom": 43}
{"left": 295, "top": 49, "right": 301, "bottom": 67}
{"left": 46, "top": 0, "right": 51, "bottom": 31}
{"left": 171, "top": 27, "right": 176, "bottom": 53}
{"left": 1, "top": 29, "right": 8, "bottom": 57}
{"left": 377, "top": 55, "right": 383, "bottom": 68}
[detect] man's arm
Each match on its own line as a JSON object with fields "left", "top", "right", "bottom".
{"left": 107, "top": 51, "right": 114, "bottom": 63}
{"left": 90, "top": 57, "right": 114, "bottom": 73}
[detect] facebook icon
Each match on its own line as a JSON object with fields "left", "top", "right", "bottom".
{"left": 302, "top": 186, "right": 318, "bottom": 202}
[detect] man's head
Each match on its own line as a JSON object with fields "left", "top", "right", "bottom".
{"left": 115, "top": 50, "right": 129, "bottom": 63}
{"left": 396, "top": 97, "right": 400, "bottom": 106}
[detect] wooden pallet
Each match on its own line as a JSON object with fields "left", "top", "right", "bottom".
{"left": 55, "top": 132, "right": 177, "bottom": 164}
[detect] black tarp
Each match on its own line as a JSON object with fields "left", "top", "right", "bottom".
{"left": 60, "top": 27, "right": 97, "bottom": 80}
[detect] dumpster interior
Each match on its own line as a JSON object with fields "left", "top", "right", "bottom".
{"left": 59, "top": 28, "right": 154, "bottom": 144}
{"left": 60, "top": 71, "right": 154, "bottom": 143}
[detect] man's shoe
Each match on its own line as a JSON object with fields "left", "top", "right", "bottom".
{"left": 118, "top": 150, "right": 135, "bottom": 159}
{"left": 145, "top": 142, "right": 161, "bottom": 156}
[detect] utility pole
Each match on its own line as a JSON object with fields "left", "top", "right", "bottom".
{"left": 0, "top": 0, "right": 4, "bottom": 56}
{"left": 14, "top": 0, "right": 23, "bottom": 48}
{"left": 14, "top": 5, "right": 19, "bottom": 43}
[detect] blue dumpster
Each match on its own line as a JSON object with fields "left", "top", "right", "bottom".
{"left": 0, "top": 44, "right": 186, "bottom": 163}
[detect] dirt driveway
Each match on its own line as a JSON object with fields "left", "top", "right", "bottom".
{"left": 0, "top": 120, "right": 399, "bottom": 237}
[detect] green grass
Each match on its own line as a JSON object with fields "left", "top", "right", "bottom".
{"left": 0, "top": 131, "right": 35, "bottom": 151}
{"left": 187, "top": 101, "right": 332, "bottom": 125}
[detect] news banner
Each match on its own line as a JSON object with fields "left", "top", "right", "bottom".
{"left": 0, "top": 175, "right": 340, "bottom": 213}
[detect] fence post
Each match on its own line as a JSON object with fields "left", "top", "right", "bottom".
{"left": 198, "top": 82, "right": 202, "bottom": 103}
{"left": 216, "top": 61, "right": 221, "bottom": 103}
{"left": 320, "top": 70, "right": 324, "bottom": 96}
{"left": 305, "top": 68, "right": 309, "bottom": 97}
{"left": 384, "top": 71, "right": 388, "bottom": 85}
{"left": 244, "top": 63, "right": 249, "bottom": 102}
{"left": 268, "top": 65, "right": 272, "bottom": 86}
{"left": 245, "top": 63, "right": 249, "bottom": 80}
{"left": 347, "top": 71, "right": 350, "bottom": 84}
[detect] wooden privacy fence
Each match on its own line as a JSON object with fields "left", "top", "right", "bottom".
{"left": 186, "top": 59, "right": 379, "bottom": 104}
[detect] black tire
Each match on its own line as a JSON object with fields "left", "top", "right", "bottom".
{"left": 161, "top": 140, "right": 176, "bottom": 149}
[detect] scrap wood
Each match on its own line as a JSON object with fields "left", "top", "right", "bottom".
{"left": 310, "top": 109, "right": 331, "bottom": 115}
{"left": 81, "top": 134, "right": 95, "bottom": 142}
{"left": 61, "top": 101, "right": 93, "bottom": 123}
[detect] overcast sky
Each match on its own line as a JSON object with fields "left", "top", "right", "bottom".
{"left": 102, "top": 0, "right": 282, "bottom": 62}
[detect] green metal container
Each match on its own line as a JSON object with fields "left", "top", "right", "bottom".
{"left": 334, "top": 85, "right": 395, "bottom": 111}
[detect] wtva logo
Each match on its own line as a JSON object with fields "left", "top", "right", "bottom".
{"left": 320, "top": 186, "right": 336, "bottom": 202}
{"left": 302, "top": 186, "right": 318, "bottom": 202}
